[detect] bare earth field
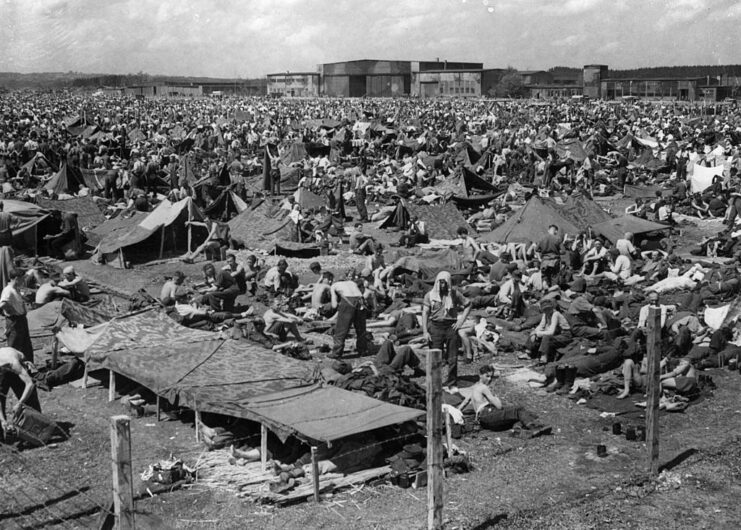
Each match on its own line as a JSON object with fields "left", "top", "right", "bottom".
{"left": 3, "top": 201, "right": 741, "bottom": 529}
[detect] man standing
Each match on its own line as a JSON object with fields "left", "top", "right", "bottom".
{"left": 354, "top": 170, "right": 369, "bottom": 222}
{"left": 421, "top": 271, "right": 471, "bottom": 388}
{"left": 537, "top": 225, "right": 561, "bottom": 288}
{"left": 328, "top": 277, "right": 368, "bottom": 359}
{"left": 0, "top": 201, "right": 15, "bottom": 247}
{"left": 0, "top": 270, "right": 34, "bottom": 363}
{"left": 0, "top": 346, "right": 40, "bottom": 435}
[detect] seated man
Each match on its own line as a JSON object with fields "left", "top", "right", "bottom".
{"left": 0, "top": 346, "right": 41, "bottom": 435}
{"left": 263, "top": 259, "right": 298, "bottom": 296}
{"left": 457, "top": 365, "right": 547, "bottom": 433}
{"left": 160, "top": 271, "right": 187, "bottom": 306}
{"left": 244, "top": 255, "right": 261, "bottom": 295}
{"left": 527, "top": 298, "right": 571, "bottom": 364}
{"left": 201, "top": 262, "right": 240, "bottom": 312}
{"left": 263, "top": 299, "right": 304, "bottom": 342}
{"left": 581, "top": 240, "right": 608, "bottom": 276}
{"left": 57, "top": 266, "right": 90, "bottom": 302}
{"left": 349, "top": 223, "right": 377, "bottom": 255}
{"left": 374, "top": 335, "right": 425, "bottom": 376}
{"left": 35, "top": 280, "right": 71, "bottom": 306}
{"left": 223, "top": 253, "right": 247, "bottom": 294}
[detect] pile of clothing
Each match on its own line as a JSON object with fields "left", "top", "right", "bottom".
{"left": 333, "top": 366, "right": 426, "bottom": 409}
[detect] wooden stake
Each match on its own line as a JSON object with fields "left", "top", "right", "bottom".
{"left": 159, "top": 225, "right": 165, "bottom": 260}
{"left": 82, "top": 362, "right": 89, "bottom": 389}
{"left": 194, "top": 402, "right": 201, "bottom": 442}
{"left": 50, "top": 336, "right": 59, "bottom": 370}
{"left": 645, "top": 306, "right": 662, "bottom": 476}
{"left": 187, "top": 224, "right": 192, "bottom": 253}
{"left": 156, "top": 395, "right": 161, "bottom": 422}
{"left": 110, "top": 415, "right": 135, "bottom": 530}
{"left": 445, "top": 411, "right": 453, "bottom": 459}
{"left": 108, "top": 370, "right": 116, "bottom": 402}
{"left": 311, "top": 446, "right": 320, "bottom": 502}
{"left": 261, "top": 424, "right": 268, "bottom": 472}
{"left": 426, "top": 348, "right": 443, "bottom": 530}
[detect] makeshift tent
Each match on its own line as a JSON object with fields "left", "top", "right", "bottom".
{"left": 555, "top": 138, "right": 588, "bottom": 162}
{"left": 36, "top": 196, "right": 104, "bottom": 231}
{"left": 275, "top": 240, "right": 321, "bottom": 258}
{"left": 378, "top": 201, "right": 470, "bottom": 240}
{"left": 228, "top": 199, "right": 295, "bottom": 250}
{"left": 280, "top": 142, "right": 308, "bottom": 166}
{"left": 386, "top": 247, "right": 464, "bottom": 279}
{"left": 78, "top": 168, "right": 109, "bottom": 191}
{"left": 623, "top": 183, "right": 660, "bottom": 199}
{"left": 92, "top": 197, "right": 205, "bottom": 266}
{"left": 558, "top": 194, "right": 612, "bottom": 228}
{"left": 591, "top": 215, "right": 670, "bottom": 244}
{"left": 85, "top": 211, "right": 147, "bottom": 248}
{"left": 294, "top": 188, "right": 326, "bottom": 211}
{"left": 691, "top": 164, "right": 724, "bottom": 193}
{"left": 24, "top": 299, "right": 113, "bottom": 339}
{"left": 202, "top": 189, "right": 248, "bottom": 221}
{"left": 242, "top": 385, "right": 423, "bottom": 444}
{"left": 2, "top": 200, "right": 51, "bottom": 251}
{"left": 56, "top": 309, "right": 315, "bottom": 415}
{"left": 481, "top": 196, "right": 584, "bottom": 243}
{"left": 21, "top": 152, "right": 54, "bottom": 174}
{"left": 44, "top": 162, "right": 88, "bottom": 195}
{"left": 454, "top": 142, "right": 483, "bottom": 170}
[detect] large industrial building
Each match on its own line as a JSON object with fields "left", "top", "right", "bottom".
{"left": 319, "top": 59, "right": 483, "bottom": 97}
{"left": 266, "top": 72, "right": 321, "bottom": 97}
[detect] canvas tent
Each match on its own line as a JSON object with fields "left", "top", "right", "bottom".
{"left": 591, "top": 215, "right": 670, "bottom": 244}
{"left": 437, "top": 167, "right": 500, "bottom": 207}
{"left": 92, "top": 197, "right": 205, "bottom": 266}
{"left": 482, "top": 196, "right": 584, "bottom": 243}
{"left": 378, "top": 201, "right": 470, "bottom": 240}
{"left": 3, "top": 200, "right": 51, "bottom": 251}
{"left": 228, "top": 199, "right": 296, "bottom": 250}
{"left": 44, "top": 162, "right": 88, "bottom": 195}
{"left": 202, "top": 189, "right": 248, "bottom": 221}
{"left": 294, "top": 188, "right": 326, "bottom": 211}
{"left": 36, "top": 196, "right": 104, "bottom": 231}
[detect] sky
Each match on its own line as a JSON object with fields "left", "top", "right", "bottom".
{"left": 1, "top": 0, "right": 739, "bottom": 77}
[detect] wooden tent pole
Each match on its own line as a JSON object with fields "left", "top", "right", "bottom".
{"left": 159, "top": 225, "right": 165, "bottom": 259}
{"left": 311, "top": 446, "right": 321, "bottom": 502}
{"left": 261, "top": 424, "right": 268, "bottom": 471}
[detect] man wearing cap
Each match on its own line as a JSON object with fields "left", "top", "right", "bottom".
{"left": 497, "top": 269, "right": 526, "bottom": 319}
{"left": 58, "top": 266, "right": 90, "bottom": 302}
{"left": 328, "top": 277, "right": 368, "bottom": 359}
{"left": 528, "top": 297, "right": 571, "bottom": 364}
{"left": 421, "top": 271, "right": 471, "bottom": 388}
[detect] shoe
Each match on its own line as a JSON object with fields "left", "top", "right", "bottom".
{"left": 546, "top": 366, "right": 566, "bottom": 393}
{"left": 556, "top": 366, "right": 578, "bottom": 395}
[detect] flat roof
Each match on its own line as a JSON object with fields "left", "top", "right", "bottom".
{"left": 267, "top": 72, "right": 320, "bottom": 77}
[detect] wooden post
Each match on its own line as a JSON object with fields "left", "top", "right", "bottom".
{"left": 310, "top": 446, "right": 320, "bottom": 502}
{"left": 82, "top": 363, "right": 89, "bottom": 389}
{"left": 194, "top": 401, "right": 201, "bottom": 442}
{"left": 187, "top": 224, "right": 192, "bottom": 253}
{"left": 50, "top": 336, "right": 59, "bottom": 370}
{"left": 109, "top": 370, "right": 116, "bottom": 402}
{"left": 261, "top": 424, "right": 268, "bottom": 472}
{"left": 110, "top": 415, "right": 135, "bottom": 530}
{"left": 645, "top": 306, "right": 662, "bottom": 476}
{"left": 159, "top": 225, "right": 165, "bottom": 260}
{"left": 155, "top": 395, "right": 161, "bottom": 422}
{"left": 426, "top": 348, "right": 443, "bottom": 530}
{"left": 444, "top": 411, "right": 453, "bottom": 459}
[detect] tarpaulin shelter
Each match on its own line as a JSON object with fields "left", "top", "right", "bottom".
{"left": 555, "top": 138, "right": 588, "bottom": 162}
{"left": 691, "top": 164, "right": 724, "bottom": 193}
{"left": 386, "top": 247, "right": 464, "bottom": 280}
{"left": 44, "top": 162, "right": 88, "bottom": 195}
{"left": 56, "top": 309, "right": 315, "bottom": 414}
{"left": 558, "top": 194, "right": 612, "bottom": 228}
{"left": 281, "top": 142, "right": 308, "bottom": 166}
{"left": 241, "top": 384, "right": 423, "bottom": 444}
{"left": 294, "top": 188, "right": 326, "bottom": 212}
{"left": 85, "top": 210, "right": 147, "bottom": 248}
{"left": 623, "top": 183, "right": 660, "bottom": 199}
{"left": 378, "top": 201, "right": 470, "bottom": 240}
{"left": 202, "top": 189, "right": 248, "bottom": 221}
{"left": 24, "top": 299, "right": 113, "bottom": 340}
{"left": 481, "top": 196, "right": 584, "bottom": 243}
{"left": 228, "top": 199, "right": 294, "bottom": 250}
{"left": 591, "top": 215, "right": 669, "bottom": 244}
{"left": 2, "top": 199, "right": 51, "bottom": 251}
{"left": 437, "top": 167, "right": 500, "bottom": 208}
{"left": 36, "top": 196, "right": 105, "bottom": 231}
{"left": 79, "top": 168, "right": 110, "bottom": 191}
{"left": 21, "top": 152, "right": 55, "bottom": 174}
{"left": 92, "top": 197, "right": 205, "bottom": 267}
{"left": 454, "top": 142, "right": 483, "bottom": 170}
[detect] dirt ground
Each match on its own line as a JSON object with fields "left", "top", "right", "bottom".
{"left": 3, "top": 200, "right": 741, "bottom": 529}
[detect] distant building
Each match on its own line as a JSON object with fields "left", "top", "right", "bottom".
{"left": 266, "top": 72, "right": 320, "bottom": 97}
{"left": 122, "top": 83, "right": 202, "bottom": 98}
{"left": 320, "top": 59, "right": 483, "bottom": 97}
{"left": 199, "top": 80, "right": 266, "bottom": 96}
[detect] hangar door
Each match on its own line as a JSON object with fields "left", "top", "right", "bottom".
{"left": 349, "top": 76, "right": 366, "bottom": 97}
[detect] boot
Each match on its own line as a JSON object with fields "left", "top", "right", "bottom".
{"left": 546, "top": 366, "right": 566, "bottom": 393}
{"left": 557, "top": 366, "right": 578, "bottom": 395}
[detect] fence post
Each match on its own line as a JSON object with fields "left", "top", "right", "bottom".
{"left": 646, "top": 306, "right": 662, "bottom": 476}
{"left": 426, "top": 348, "right": 443, "bottom": 530}
{"left": 310, "top": 446, "right": 321, "bottom": 502}
{"left": 110, "top": 415, "right": 135, "bottom": 530}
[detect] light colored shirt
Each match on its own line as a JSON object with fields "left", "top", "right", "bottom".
{"left": 610, "top": 255, "right": 632, "bottom": 279}
{"left": 638, "top": 304, "right": 671, "bottom": 329}
{"left": 615, "top": 239, "right": 636, "bottom": 257}
{"left": 0, "top": 283, "right": 26, "bottom": 316}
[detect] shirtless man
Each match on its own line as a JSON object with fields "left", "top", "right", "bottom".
{"left": 0, "top": 346, "right": 40, "bottom": 434}
{"left": 457, "top": 365, "right": 547, "bottom": 433}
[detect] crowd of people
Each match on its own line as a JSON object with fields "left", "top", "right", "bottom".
{"left": 1, "top": 90, "right": 741, "bottom": 439}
